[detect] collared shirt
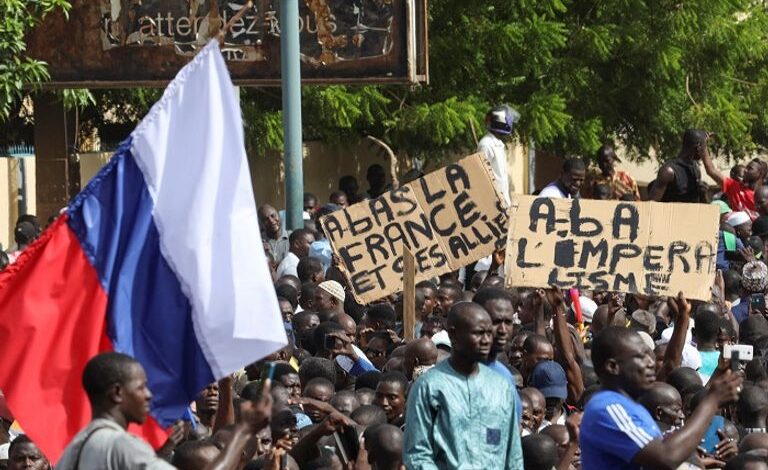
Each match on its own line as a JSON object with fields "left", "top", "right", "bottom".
{"left": 404, "top": 360, "right": 523, "bottom": 470}
{"left": 478, "top": 133, "right": 510, "bottom": 204}
{"left": 266, "top": 230, "right": 291, "bottom": 264}
{"left": 276, "top": 251, "right": 300, "bottom": 278}
{"left": 586, "top": 170, "right": 640, "bottom": 200}
{"left": 57, "top": 418, "right": 175, "bottom": 470}
{"left": 580, "top": 390, "right": 662, "bottom": 470}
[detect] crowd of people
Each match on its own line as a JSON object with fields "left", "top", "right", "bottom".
{"left": 3, "top": 117, "right": 768, "bottom": 470}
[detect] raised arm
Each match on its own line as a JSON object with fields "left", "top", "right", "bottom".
{"left": 633, "top": 371, "right": 742, "bottom": 470}
{"left": 701, "top": 144, "right": 725, "bottom": 187}
{"left": 657, "top": 293, "right": 690, "bottom": 382}
{"left": 213, "top": 376, "right": 235, "bottom": 432}
{"left": 546, "top": 289, "right": 584, "bottom": 404}
{"left": 204, "top": 394, "right": 272, "bottom": 470}
{"left": 647, "top": 166, "right": 675, "bottom": 201}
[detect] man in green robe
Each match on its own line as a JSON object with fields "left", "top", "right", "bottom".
{"left": 404, "top": 302, "right": 523, "bottom": 469}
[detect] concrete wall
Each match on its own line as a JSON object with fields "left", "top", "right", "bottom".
{"left": 0, "top": 157, "right": 36, "bottom": 249}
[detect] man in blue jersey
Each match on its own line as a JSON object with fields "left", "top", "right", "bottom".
{"left": 580, "top": 319, "right": 742, "bottom": 470}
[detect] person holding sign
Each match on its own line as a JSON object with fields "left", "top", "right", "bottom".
{"left": 478, "top": 105, "right": 521, "bottom": 205}
{"left": 538, "top": 158, "right": 587, "bottom": 199}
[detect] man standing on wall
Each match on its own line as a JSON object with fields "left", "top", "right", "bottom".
{"left": 478, "top": 105, "right": 521, "bottom": 205}
{"left": 648, "top": 129, "right": 708, "bottom": 203}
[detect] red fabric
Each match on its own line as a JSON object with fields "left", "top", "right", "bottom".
{"left": 129, "top": 417, "right": 168, "bottom": 450}
{"left": 0, "top": 216, "right": 167, "bottom": 463}
{"left": 0, "top": 216, "right": 110, "bottom": 463}
{"left": 723, "top": 177, "right": 757, "bottom": 220}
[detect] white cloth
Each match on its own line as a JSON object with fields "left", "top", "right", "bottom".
{"left": 276, "top": 252, "right": 300, "bottom": 278}
{"left": 658, "top": 325, "right": 702, "bottom": 370}
{"left": 477, "top": 133, "right": 510, "bottom": 204}
{"left": 538, "top": 182, "right": 570, "bottom": 199}
{"left": 130, "top": 40, "right": 287, "bottom": 377}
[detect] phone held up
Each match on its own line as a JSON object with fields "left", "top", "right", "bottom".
{"left": 723, "top": 344, "right": 754, "bottom": 373}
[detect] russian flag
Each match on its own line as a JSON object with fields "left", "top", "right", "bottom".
{"left": 0, "top": 41, "right": 287, "bottom": 463}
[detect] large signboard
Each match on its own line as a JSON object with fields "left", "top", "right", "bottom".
{"left": 504, "top": 196, "right": 719, "bottom": 300}
{"left": 25, "top": 0, "right": 427, "bottom": 87}
{"left": 321, "top": 153, "right": 508, "bottom": 304}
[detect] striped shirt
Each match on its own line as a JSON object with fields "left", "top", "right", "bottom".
{"left": 580, "top": 390, "right": 662, "bottom": 470}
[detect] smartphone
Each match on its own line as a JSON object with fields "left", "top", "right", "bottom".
{"left": 324, "top": 334, "right": 339, "bottom": 350}
{"left": 260, "top": 362, "right": 275, "bottom": 396}
{"left": 751, "top": 294, "right": 766, "bottom": 312}
{"left": 723, "top": 344, "right": 754, "bottom": 365}
{"left": 333, "top": 425, "right": 359, "bottom": 464}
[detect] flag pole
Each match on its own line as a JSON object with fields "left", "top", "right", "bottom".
{"left": 280, "top": 0, "right": 305, "bottom": 231}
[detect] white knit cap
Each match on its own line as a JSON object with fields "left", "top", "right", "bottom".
{"left": 726, "top": 211, "right": 750, "bottom": 227}
{"left": 318, "top": 280, "right": 345, "bottom": 302}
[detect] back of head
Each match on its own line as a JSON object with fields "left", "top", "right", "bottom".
{"left": 351, "top": 404, "right": 387, "bottom": 428}
{"left": 298, "top": 356, "right": 337, "bottom": 387}
{"left": 739, "top": 432, "right": 768, "bottom": 453}
{"left": 82, "top": 352, "right": 139, "bottom": 403}
{"left": 522, "top": 434, "right": 558, "bottom": 470}
{"left": 355, "top": 371, "right": 382, "bottom": 391}
{"left": 741, "top": 316, "right": 768, "bottom": 345}
{"left": 693, "top": 309, "right": 720, "bottom": 343}
{"left": 723, "top": 269, "right": 742, "bottom": 299}
{"left": 723, "top": 453, "right": 768, "bottom": 470}
{"left": 739, "top": 385, "right": 768, "bottom": 417}
{"left": 172, "top": 440, "right": 220, "bottom": 470}
{"left": 14, "top": 221, "right": 36, "bottom": 246}
{"left": 366, "top": 304, "right": 397, "bottom": 329}
{"left": 666, "top": 367, "right": 704, "bottom": 395}
{"left": 364, "top": 424, "right": 404, "bottom": 470}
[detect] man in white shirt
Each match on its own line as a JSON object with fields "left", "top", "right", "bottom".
{"left": 276, "top": 229, "right": 316, "bottom": 279}
{"left": 477, "top": 105, "right": 521, "bottom": 205}
{"left": 538, "top": 158, "right": 587, "bottom": 199}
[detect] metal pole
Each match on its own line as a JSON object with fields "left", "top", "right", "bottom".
{"left": 528, "top": 138, "right": 536, "bottom": 195}
{"left": 280, "top": 0, "right": 304, "bottom": 231}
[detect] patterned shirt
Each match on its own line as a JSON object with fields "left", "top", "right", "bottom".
{"left": 587, "top": 170, "right": 640, "bottom": 200}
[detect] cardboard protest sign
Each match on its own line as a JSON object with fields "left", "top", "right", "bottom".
{"left": 505, "top": 196, "right": 719, "bottom": 300}
{"left": 321, "top": 153, "right": 508, "bottom": 303}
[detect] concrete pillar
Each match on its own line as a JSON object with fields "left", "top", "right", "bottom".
{"left": 33, "top": 94, "right": 79, "bottom": 221}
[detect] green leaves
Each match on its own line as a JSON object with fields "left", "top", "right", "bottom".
{"left": 0, "top": 0, "right": 71, "bottom": 121}
{"left": 8, "top": 0, "right": 768, "bottom": 164}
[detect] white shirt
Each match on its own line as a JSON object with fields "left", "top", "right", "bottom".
{"left": 477, "top": 133, "right": 510, "bottom": 204}
{"left": 537, "top": 182, "right": 570, "bottom": 199}
{"left": 276, "top": 251, "right": 300, "bottom": 278}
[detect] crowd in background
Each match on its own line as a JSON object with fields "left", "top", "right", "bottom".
{"left": 3, "top": 127, "right": 768, "bottom": 469}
